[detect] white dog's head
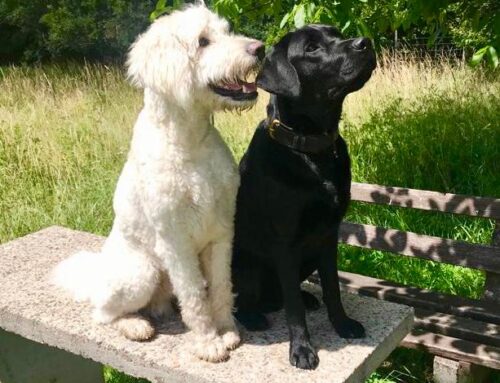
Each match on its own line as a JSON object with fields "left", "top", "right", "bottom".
{"left": 127, "top": 4, "right": 264, "bottom": 110}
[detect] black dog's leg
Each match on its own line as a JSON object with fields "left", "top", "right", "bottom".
{"left": 299, "top": 260, "right": 321, "bottom": 311}
{"left": 317, "top": 246, "right": 365, "bottom": 338}
{"left": 301, "top": 290, "right": 321, "bottom": 311}
{"left": 233, "top": 263, "right": 270, "bottom": 331}
{"left": 277, "top": 258, "right": 319, "bottom": 370}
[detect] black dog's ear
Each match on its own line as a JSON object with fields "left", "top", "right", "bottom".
{"left": 256, "top": 37, "right": 301, "bottom": 98}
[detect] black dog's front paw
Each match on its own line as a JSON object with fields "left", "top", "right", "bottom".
{"left": 235, "top": 311, "right": 270, "bottom": 331}
{"left": 332, "top": 317, "right": 365, "bottom": 339}
{"left": 289, "top": 340, "right": 319, "bottom": 370}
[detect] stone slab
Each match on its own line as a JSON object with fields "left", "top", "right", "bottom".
{"left": 0, "top": 328, "right": 104, "bottom": 383}
{"left": 0, "top": 226, "right": 414, "bottom": 383}
{"left": 433, "top": 356, "right": 491, "bottom": 383}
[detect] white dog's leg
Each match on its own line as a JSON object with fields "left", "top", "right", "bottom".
{"left": 156, "top": 235, "right": 229, "bottom": 362}
{"left": 146, "top": 270, "right": 174, "bottom": 321}
{"left": 90, "top": 231, "right": 159, "bottom": 341}
{"left": 201, "top": 240, "right": 240, "bottom": 350}
{"left": 114, "top": 271, "right": 173, "bottom": 342}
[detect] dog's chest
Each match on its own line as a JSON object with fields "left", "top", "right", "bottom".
{"left": 156, "top": 153, "right": 236, "bottom": 212}
{"left": 129, "top": 128, "right": 239, "bottom": 243}
{"left": 260, "top": 152, "right": 349, "bottom": 239}
{"left": 302, "top": 154, "right": 347, "bottom": 208}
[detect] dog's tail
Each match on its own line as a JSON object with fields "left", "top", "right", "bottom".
{"left": 51, "top": 251, "right": 104, "bottom": 302}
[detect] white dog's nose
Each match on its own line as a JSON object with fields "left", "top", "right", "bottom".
{"left": 246, "top": 41, "right": 265, "bottom": 60}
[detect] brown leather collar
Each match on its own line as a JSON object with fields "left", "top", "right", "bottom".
{"left": 267, "top": 118, "right": 339, "bottom": 156}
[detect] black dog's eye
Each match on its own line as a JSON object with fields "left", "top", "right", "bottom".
{"left": 305, "top": 43, "right": 320, "bottom": 53}
{"left": 199, "top": 37, "right": 210, "bottom": 48}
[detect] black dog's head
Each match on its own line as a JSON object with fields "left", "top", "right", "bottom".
{"left": 256, "top": 25, "right": 376, "bottom": 101}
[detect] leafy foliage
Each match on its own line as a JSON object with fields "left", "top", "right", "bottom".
{"left": 1, "top": 0, "right": 497, "bottom": 66}
{"left": 210, "top": 0, "right": 499, "bottom": 68}
{"left": 0, "top": 0, "right": 157, "bottom": 63}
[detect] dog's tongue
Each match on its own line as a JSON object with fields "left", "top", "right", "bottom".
{"left": 221, "top": 81, "right": 257, "bottom": 93}
{"left": 241, "top": 81, "right": 257, "bottom": 93}
{"left": 224, "top": 82, "right": 243, "bottom": 91}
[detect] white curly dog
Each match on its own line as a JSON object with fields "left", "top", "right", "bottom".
{"left": 52, "top": 3, "right": 263, "bottom": 362}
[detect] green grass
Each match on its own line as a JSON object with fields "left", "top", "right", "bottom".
{"left": 0, "top": 57, "right": 499, "bottom": 383}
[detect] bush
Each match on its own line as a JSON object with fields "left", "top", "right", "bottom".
{"left": 0, "top": 0, "right": 157, "bottom": 63}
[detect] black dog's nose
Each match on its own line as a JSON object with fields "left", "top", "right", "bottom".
{"left": 351, "top": 37, "right": 371, "bottom": 51}
{"left": 247, "top": 41, "right": 265, "bottom": 60}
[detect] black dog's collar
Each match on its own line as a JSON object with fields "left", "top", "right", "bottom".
{"left": 266, "top": 118, "right": 339, "bottom": 156}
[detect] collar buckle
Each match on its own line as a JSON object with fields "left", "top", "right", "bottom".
{"left": 268, "top": 119, "right": 280, "bottom": 139}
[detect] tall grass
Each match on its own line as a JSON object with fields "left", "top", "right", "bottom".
{"left": 1, "top": 55, "right": 499, "bottom": 383}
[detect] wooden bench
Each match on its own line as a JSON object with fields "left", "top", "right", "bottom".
{"left": 332, "top": 182, "right": 500, "bottom": 383}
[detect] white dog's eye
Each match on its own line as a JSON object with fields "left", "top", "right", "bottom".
{"left": 199, "top": 37, "right": 210, "bottom": 48}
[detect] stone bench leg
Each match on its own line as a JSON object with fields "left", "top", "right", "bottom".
{"left": 0, "top": 329, "right": 104, "bottom": 383}
{"left": 433, "top": 356, "right": 491, "bottom": 383}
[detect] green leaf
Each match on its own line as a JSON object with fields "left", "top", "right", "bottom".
{"left": 341, "top": 20, "right": 351, "bottom": 34}
{"left": 487, "top": 46, "right": 498, "bottom": 69}
{"left": 150, "top": 0, "right": 175, "bottom": 22}
{"left": 357, "top": 19, "right": 373, "bottom": 39}
{"left": 155, "top": 0, "right": 167, "bottom": 12}
{"left": 305, "top": 3, "right": 316, "bottom": 19}
{"left": 150, "top": 7, "right": 171, "bottom": 22}
{"left": 319, "top": 7, "right": 335, "bottom": 25}
{"left": 280, "top": 12, "right": 290, "bottom": 29}
{"left": 294, "top": 4, "right": 306, "bottom": 29}
{"left": 470, "top": 46, "right": 488, "bottom": 67}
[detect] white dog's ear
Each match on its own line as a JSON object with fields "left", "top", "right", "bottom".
{"left": 127, "top": 21, "right": 193, "bottom": 104}
{"left": 126, "top": 31, "right": 150, "bottom": 89}
{"left": 194, "top": 0, "right": 206, "bottom": 7}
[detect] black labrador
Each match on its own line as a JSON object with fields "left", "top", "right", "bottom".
{"left": 232, "top": 25, "right": 376, "bottom": 370}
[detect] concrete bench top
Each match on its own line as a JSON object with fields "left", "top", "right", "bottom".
{"left": 0, "top": 226, "right": 414, "bottom": 383}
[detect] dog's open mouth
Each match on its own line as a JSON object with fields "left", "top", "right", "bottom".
{"left": 210, "top": 79, "right": 258, "bottom": 101}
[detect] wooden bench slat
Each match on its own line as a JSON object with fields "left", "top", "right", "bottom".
{"left": 335, "top": 271, "right": 500, "bottom": 325}
{"left": 339, "top": 222, "right": 500, "bottom": 273}
{"left": 414, "top": 309, "right": 500, "bottom": 348}
{"left": 351, "top": 182, "right": 500, "bottom": 219}
{"left": 402, "top": 330, "right": 500, "bottom": 370}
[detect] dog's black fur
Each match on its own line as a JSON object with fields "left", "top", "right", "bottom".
{"left": 232, "top": 25, "right": 376, "bottom": 370}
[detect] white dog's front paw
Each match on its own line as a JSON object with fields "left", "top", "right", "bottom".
{"left": 192, "top": 336, "right": 229, "bottom": 363}
{"left": 221, "top": 329, "right": 241, "bottom": 350}
{"left": 114, "top": 315, "right": 155, "bottom": 341}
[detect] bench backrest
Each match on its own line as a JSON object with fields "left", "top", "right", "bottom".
{"left": 339, "top": 182, "right": 500, "bottom": 302}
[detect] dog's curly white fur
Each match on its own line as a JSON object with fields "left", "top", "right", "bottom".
{"left": 52, "top": 4, "right": 261, "bottom": 362}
